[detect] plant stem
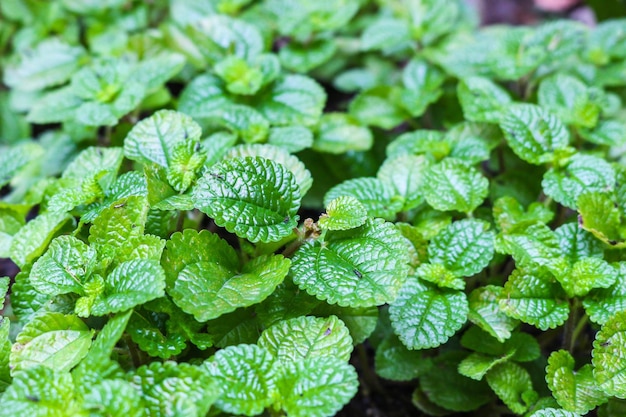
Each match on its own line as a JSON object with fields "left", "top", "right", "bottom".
{"left": 562, "top": 298, "right": 581, "bottom": 354}
{"left": 356, "top": 344, "right": 385, "bottom": 395}
{"left": 124, "top": 334, "right": 142, "bottom": 368}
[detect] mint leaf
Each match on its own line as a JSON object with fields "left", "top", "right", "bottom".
{"left": 10, "top": 211, "right": 72, "bottom": 268}
{"left": 279, "top": 39, "right": 337, "bottom": 73}
{"left": 555, "top": 222, "right": 604, "bottom": 263}
{"left": 538, "top": 73, "right": 599, "bottom": 128}
{"left": 375, "top": 334, "right": 428, "bottom": 381}
{"left": 349, "top": 86, "right": 407, "bottom": 129}
{"left": 82, "top": 379, "right": 143, "bottom": 417}
{"left": 495, "top": 223, "right": 562, "bottom": 271}
{"left": 291, "top": 218, "right": 410, "bottom": 307}
{"left": 593, "top": 311, "right": 626, "bottom": 398}
{"left": 422, "top": 158, "right": 488, "bottom": 214}
{"left": 389, "top": 278, "right": 468, "bottom": 350}
{"left": 468, "top": 285, "right": 518, "bottom": 342}
{"left": 547, "top": 350, "right": 607, "bottom": 414}
{"left": 0, "top": 367, "right": 79, "bottom": 417}
{"left": 584, "top": 263, "right": 626, "bottom": 325}
{"left": 275, "top": 357, "right": 358, "bottom": 417}
{"left": 258, "top": 315, "right": 353, "bottom": 363}
{"left": 458, "top": 76, "right": 512, "bottom": 123}
{"left": 192, "top": 156, "right": 301, "bottom": 243}
{"left": 313, "top": 113, "right": 373, "bottom": 154}
{"left": 528, "top": 409, "right": 581, "bottom": 417}
{"left": 500, "top": 269, "right": 569, "bottom": 330}
{"left": 10, "top": 312, "right": 93, "bottom": 373}
{"left": 267, "top": 125, "right": 313, "bottom": 153}
{"left": 0, "top": 317, "right": 11, "bottom": 390}
{"left": 486, "top": 362, "right": 537, "bottom": 414}
{"left": 542, "top": 154, "right": 615, "bottom": 209}
{"left": 577, "top": 192, "right": 623, "bottom": 246}
{"left": 500, "top": 104, "right": 570, "bottom": 165}
{"left": 257, "top": 75, "right": 326, "bottom": 127}
{"left": 360, "top": 17, "right": 410, "bottom": 52}
{"left": 427, "top": 219, "right": 495, "bottom": 278}
{"left": 204, "top": 344, "right": 276, "bottom": 416}
{"left": 29, "top": 236, "right": 97, "bottom": 296}
{"left": 319, "top": 196, "right": 367, "bottom": 231}
{"left": 90, "top": 259, "right": 166, "bottom": 316}
{"left": 377, "top": 154, "right": 431, "bottom": 212}
{"left": 324, "top": 177, "right": 403, "bottom": 219}
{"left": 556, "top": 257, "right": 617, "bottom": 298}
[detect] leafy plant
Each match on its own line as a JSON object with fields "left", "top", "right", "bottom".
{"left": 2, "top": 1, "right": 626, "bottom": 416}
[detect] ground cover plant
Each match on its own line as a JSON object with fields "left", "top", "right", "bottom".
{"left": 2, "top": 0, "right": 626, "bottom": 416}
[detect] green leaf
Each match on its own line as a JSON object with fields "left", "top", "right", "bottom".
{"left": 542, "top": 154, "right": 615, "bottom": 209}
{"left": 217, "top": 104, "right": 270, "bottom": 144}
{"left": 377, "top": 154, "right": 431, "bottom": 211}
{"left": 579, "top": 120, "right": 626, "bottom": 146}
{"left": 10, "top": 312, "right": 92, "bottom": 374}
{"left": 416, "top": 263, "right": 463, "bottom": 290}
{"left": 173, "top": 254, "right": 289, "bottom": 322}
{"left": 310, "top": 304, "right": 379, "bottom": 345}
{"left": 215, "top": 56, "right": 263, "bottom": 95}
{"left": 10, "top": 211, "right": 72, "bottom": 268}
{"left": 428, "top": 219, "right": 495, "bottom": 278}
{"left": 0, "top": 143, "right": 43, "bottom": 188}
{"left": 386, "top": 129, "right": 448, "bottom": 159}
{"left": 82, "top": 379, "right": 144, "bottom": 417}
{"left": 458, "top": 76, "right": 512, "bottom": 123}
{"left": 0, "top": 366, "right": 80, "bottom": 417}
{"left": 4, "top": 38, "right": 85, "bottom": 92}
{"left": 265, "top": 0, "right": 360, "bottom": 38}
{"left": 124, "top": 109, "right": 202, "bottom": 168}
{"left": 389, "top": 278, "right": 468, "bottom": 350}
{"left": 556, "top": 257, "right": 617, "bottom": 298}
{"left": 496, "top": 223, "right": 562, "bottom": 271}
{"left": 584, "top": 263, "right": 626, "bottom": 324}
{"left": 0, "top": 317, "right": 11, "bottom": 390}
{"left": 577, "top": 192, "right": 623, "bottom": 246}
{"left": 0, "top": 209, "right": 24, "bottom": 258}
{"left": 82, "top": 171, "right": 148, "bottom": 223}
{"left": 486, "top": 362, "right": 537, "bottom": 414}
{"left": 192, "top": 14, "right": 263, "bottom": 62}
{"left": 29, "top": 236, "right": 97, "bottom": 296}
{"left": 547, "top": 350, "right": 607, "bottom": 414}
{"left": 257, "top": 75, "right": 326, "bottom": 127}
{"left": 555, "top": 222, "right": 604, "bottom": 263}
{"left": 275, "top": 357, "right": 358, "bottom": 417}
{"left": 166, "top": 140, "right": 207, "bottom": 192}
{"left": 324, "top": 177, "right": 403, "bottom": 220}
{"left": 459, "top": 352, "right": 512, "bottom": 381}
{"left": 493, "top": 196, "right": 554, "bottom": 233}
{"left": 468, "top": 285, "right": 519, "bottom": 343}
{"left": 88, "top": 195, "right": 149, "bottom": 258}
{"left": 420, "top": 351, "right": 492, "bottom": 412}
{"left": 500, "top": 269, "right": 569, "bottom": 330}
{"left": 279, "top": 39, "right": 337, "bottom": 73}
{"left": 500, "top": 104, "right": 570, "bottom": 165}
{"left": 192, "top": 156, "right": 301, "bottom": 243}
{"left": 360, "top": 17, "right": 411, "bottom": 52}
{"left": 538, "top": 73, "right": 600, "bottom": 128}
{"left": 90, "top": 259, "right": 166, "bottom": 316}
{"left": 375, "top": 334, "right": 428, "bottom": 381}
{"left": 399, "top": 58, "right": 444, "bottom": 117}
{"left": 130, "top": 361, "right": 220, "bottom": 417}
{"left": 205, "top": 307, "right": 262, "bottom": 348}
{"left": 593, "top": 310, "right": 626, "bottom": 398}
{"left": 267, "top": 125, "right": 313, "bottom": 153}
{"left": 77, "top": 310, "right": 131, "bottom": 372}
{"left": 204, "top": 344, "right": 276, "bottom": 416}
{"left": 528, "top": 409, "right": 581, "bottom": 417}
{"left": 313, "top": 113, "right": 373, "bottom": 154}
{"left": 177, "top": 74, "right": 230, "bottom": 122}
{"left": 422, "top": 158, "right": 489, "bottom": 214}
{"left": 224, "top": 144, "right": 312, "bottom": 196}
{"left": 349, "top": 86, "right": 407, "bottom": 129}
{"left": 291, "top": 218, "right": 410, "bottom": 307}
{"left": 319, "top": 196, "right": 367, "bottom": 231}
{"left": 258, "top": 315, "right": 353, "bottom": 363}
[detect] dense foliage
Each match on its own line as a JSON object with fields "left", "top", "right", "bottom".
{"left": 1, "top": 0, "right": 626, "bottom": 416}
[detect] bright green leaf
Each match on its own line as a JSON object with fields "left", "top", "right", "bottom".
{"left": 319, "top": 196, "right": 367, "bottom": 231}
{"left": 593, "top": 310, "right": 626, "bottom": 398}
{"left": 486, "top": 362, "right": 537, "bottom": 414}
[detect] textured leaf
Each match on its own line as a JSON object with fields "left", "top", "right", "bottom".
{"left": 349, "top": 86, "right": 407, "bottom": 129}
{"left": 360, "top": 17, "right": 411, "bottom": 52}
{"left": 0, "top": 209, "right": 24, "bottom": 258}
{"left": 311, "top": 304, "right": 379, "bottom": 345}
{"left": 215, "top": 56, "right": 264, "bottom": 95}
{"left": 90, "top": 260, "right": 166, "bottom": 316}
{"left": 10, "top": 312, "right": 92, "bottom": 374}
{"left": 205, "top": 307, "right": 262, "bottom": 348}
{"left": 468, "top": 285, "right": 518, "bottom": 342}
{"left": 82, "top": 379, "right": 143, "bottom": 417}
{"left": 324, "top": 177, "right": 403, "bottom": 220}
{"left": 275, "top": 357, "right": 358, "bottom": 417}
{"left": 375, "top": 334, "right": 428, "bottom": 381}
{"left": 224, "top": 144, "right": 312, "bottom": 196}
{"left": 542, "top": 154, "right": 615, "bottom": 209}
{"left": 555, "top": 222, "right": 604, "bottom": 263}
{"left": 192, "top": 156, "right": 301, "bottom": 242}
{"left": 399, "top": 58, "right": 444, "bottom": 117}
{"left": 4, "top": 39, "right": 84, "bottom": 91}
{"left": 280, "top": 39, "right": 337, "bottom": 73}
{"left": 127, "top": 312, "right": 186, "bottom": 359}
{"left": 258, "top": 315, "right": 353, "bottom": 363}
{"left": 538, "top": 73, "right": 599, "bottom": 128}
{"left": 29, "top": 236, "right": 97, "bottom": 296}
{"left": 194, "top": 14, "right": 263, "bottom": 61}
{"left": 593, "top": 311, "right": 626, "bottom": 398}
{"left": 389, "top": 278, "right": 468, "bottom": 350}
{"left": 79, "top": 310, "right": 132, "bottom": 371}
{"left": 547, "top": 350, "right": 607, "bottom": 414}
{"left": 416, "top": 263, "right": 463, "bottom": 290}
{"left": 584, "top": 263, "right": 626, "bottom": 324}
{"left": 291, "top": 218, "right": 410, "bottom": 307}
{"left": 580, "top": 120, "right": 626, "bottom": 146}
{"left": 124, "top": 110, "right": 202, "bottom": 168}
{"left": 493, "top": 196, "right": 554, "bottom": 233}
{"left": 130, "top": 361, "right": 219, "bottom": 417}
{"left": 556, "top": 257, "right": 617, "bottom": 298}
{"left": 177, "top": 74, "right": 230, "bottom": 121}
{"left": 217, "top": 104, "right": 270, "bottom": 144}
{"left": 420, "top": 351, "right": 492, "bottom": 412}
{"left": 422, "top": 158, "right": 488, "bottom": 213}
{"left": 577, "top": 192, "right": 622, "bottom": 246}
{"left": 172, "top": 254, "right": 289, "bottom": 322}
{"left": 377, "top": 154, "right": 431, "bottom": 211}
{"left": 486, "top": 362, "right": 536, "bottom": 414}
{"left": 257, "top": 75, "right": 326, "bottom": 127}
{"left": 10, "top": 211, "right": 72, "bottom": 268}
{"left": 0, "top": 366, "right": 80, "bottom": 417}
{"left": 386, "top": 130, "right": 448, "bottom": 159}
{"left": 458, "top": 76, "right": 512, "bottom": 123}
{"left": 500, "top": 269, "right": 569, "bottom": 330}
{"left": 500, "top": 104, "right": 570, "bottom": 165}
{"left": 528, "top": 409, "right": 581, "bottom": 417}
{"left": 319, "top": 196, "right": 367, "bottom": 231}
{"left": 496, "top": 223, "right": 562, "bottom": 271}
{"left": 459, "top": 351, "right": 512, "bottom": 381}
{"left": 204, "top": 344, "right": 276, "bottom": 416}
{"left": 428, "top": 219, "right": 495, "bottom": 278}
{"left": 166, "top": 141, "right": 207, "bottom": 192}
{"left": 267, "top": 125, "right": 314, "bottom": 153}
{"left": 0, "top": 317, "right": 11, "bottom": 390}
{"left": 460, "top": 326, "right": 540, "bottom": 362}
{"left": 313, "top": 113, "right": 373, "bottom": 154}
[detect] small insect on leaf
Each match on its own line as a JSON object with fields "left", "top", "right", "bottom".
{"left": 114, "top": 203, "right": 125, "bottom": 209}
{"left": 353, "top": 269, "right": 362, "bottom": 279}
{"left": 324, "top": 327, "right": 332, "bottom": 336}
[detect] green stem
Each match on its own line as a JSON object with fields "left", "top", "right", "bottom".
{"left": 570, "top": 313, "right": 589, "bottom": 353}
{"left": 124, "top": 334, "right": 142, "bottom": 368}
{"left": 356, "top": 344, "right": 385, "bottom": 395}
{"left": 563, "top": 298, "right": 581, "bottom": 354}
